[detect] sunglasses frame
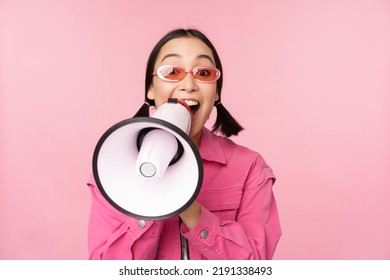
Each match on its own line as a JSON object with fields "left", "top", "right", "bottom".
{"left": 153, "top": 65, "right": 221, "bottom": 83}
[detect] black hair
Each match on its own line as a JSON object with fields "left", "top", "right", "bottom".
{"left": 134, "top": 28, "right": 243, "bottom": 137}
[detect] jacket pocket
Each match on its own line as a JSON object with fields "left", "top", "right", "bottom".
{"left": 198, "top": 186, "right": 242, "bottom": 221}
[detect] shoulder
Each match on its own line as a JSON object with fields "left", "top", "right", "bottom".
{"left": 202, "top": 128, "right": 274, "bottom": 178}
{"left": 201, "top": 129, "right": 276, "bottom": 195}
{"left": 210, "top": 129, "right": 267, "bottom": 162}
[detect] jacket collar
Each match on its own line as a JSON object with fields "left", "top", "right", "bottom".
{"left": 199, "top": 127, "right": 227, "bottom": 164}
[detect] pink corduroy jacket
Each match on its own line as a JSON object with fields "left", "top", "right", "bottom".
{"left": 87, "top": 128, "right": 281, "bottom": 260}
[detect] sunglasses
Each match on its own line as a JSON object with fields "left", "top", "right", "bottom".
{"left": 153, "top": 65, "right": 221, "bottom": 83}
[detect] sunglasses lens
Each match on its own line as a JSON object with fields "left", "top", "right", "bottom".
{"left": 157, "top": 66, "right": 184, "bottom": 81}
{"left": 193, "top": 67, "right": 220, "bottom": 82}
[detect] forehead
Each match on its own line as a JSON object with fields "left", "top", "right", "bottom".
{"left": 156, "top": 37, "right": 215, "bottom": 65}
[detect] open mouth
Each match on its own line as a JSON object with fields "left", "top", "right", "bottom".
{"left": 183, "top": 100, "right": 200, "bottom": 116}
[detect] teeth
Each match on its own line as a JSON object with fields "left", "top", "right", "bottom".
{"left": 184, "top": 100, "right": 199, "bottom": 106}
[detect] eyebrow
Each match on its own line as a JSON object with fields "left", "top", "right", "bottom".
{"left": 160, "top": 53, "right": 215, "bottom": 65}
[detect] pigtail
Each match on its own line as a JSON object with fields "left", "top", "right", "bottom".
{"left": 133, "top": 101, "right": 151, "bottom": 118}
{"left": 212, "top": 102, "right": 244, "bottom": 137}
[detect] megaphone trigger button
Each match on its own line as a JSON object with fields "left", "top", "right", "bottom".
{"left": 138, "top": 220, "right": 146, "bottom": 228}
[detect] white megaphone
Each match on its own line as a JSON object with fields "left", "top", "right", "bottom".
{"left": 92, "top": 98, "right": 203, "bottom": 220}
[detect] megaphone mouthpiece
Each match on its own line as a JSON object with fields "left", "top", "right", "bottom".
{"left": 151, "top": 99, "right": 192, "bottom": 134}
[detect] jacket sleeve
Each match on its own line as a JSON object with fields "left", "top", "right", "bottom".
{"left": 87, "top": 175, "right": 164, "bottom": 259}
{"left": 180, "top": 157, "right": 281, "bottom": 260}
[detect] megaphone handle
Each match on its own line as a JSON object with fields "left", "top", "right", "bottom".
{"left": 179, "top": 219, "right": 190, "bottom": 260}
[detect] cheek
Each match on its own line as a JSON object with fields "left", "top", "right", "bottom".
{"left": 203, "top": 86, "right": 218, "bottom": 103}
{"left": 151, "top": 83, "right": 175, "bottom": 106}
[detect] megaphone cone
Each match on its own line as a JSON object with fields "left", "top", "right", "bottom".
{"left": 92, "top": 99, "right": 203, "bottom": 220}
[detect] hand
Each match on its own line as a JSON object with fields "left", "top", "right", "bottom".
{"left": 179, "top": 201, "right": 201, "bottom": 230}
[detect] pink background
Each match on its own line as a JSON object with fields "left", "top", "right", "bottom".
{"left": 1, "top": 0, "right": 389, "bottom": 259}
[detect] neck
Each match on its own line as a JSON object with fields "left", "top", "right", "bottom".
{"left": 190, "top": 131, "right": 201, "bottom": 149}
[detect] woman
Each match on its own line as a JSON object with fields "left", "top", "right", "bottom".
{"left": 87, "top": 29, "right": 281, "bottom": 260}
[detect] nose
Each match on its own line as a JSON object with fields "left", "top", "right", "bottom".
{"left": 179, "top": 72, "right": 198, "bottom": 93}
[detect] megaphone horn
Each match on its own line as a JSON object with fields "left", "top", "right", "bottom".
{"left": 92, "top": 98, "right": 203, "bottom": 220}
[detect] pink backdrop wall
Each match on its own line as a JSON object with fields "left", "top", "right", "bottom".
{"left": 1, "top": 0, "right": 389, "bottom": 259}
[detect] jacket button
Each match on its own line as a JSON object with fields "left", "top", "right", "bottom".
{"left": 200, "top": 230, "right": 208, "bottom": 238}
{"left": 138, "top": 220, "right": 146, "bottom": 228}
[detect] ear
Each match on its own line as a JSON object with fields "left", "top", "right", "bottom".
{"left": 215, "top": 92, "right": 220, "bottom": 102}
{"left": 147, "top": 86, "right": 155, "bottom": 101}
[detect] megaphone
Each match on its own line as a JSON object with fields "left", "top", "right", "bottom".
{"left": 92, "top": 98, "right": 203, "bottom": 220}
